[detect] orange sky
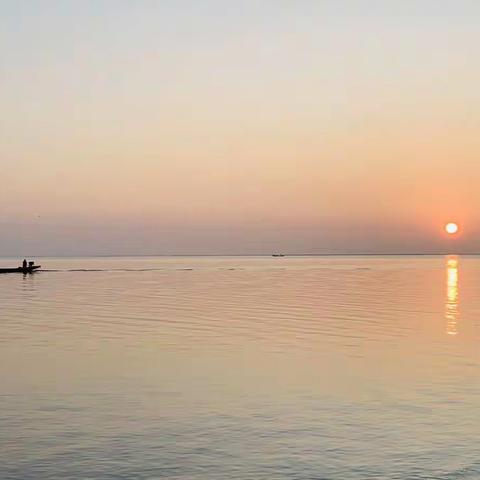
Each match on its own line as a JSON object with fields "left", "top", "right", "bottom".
{"left": 1, "top": 1, "right": 480, "bottom": 254}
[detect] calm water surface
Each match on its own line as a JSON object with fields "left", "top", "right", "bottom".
{"left": 1, "top": 255, "right": 480, "bottom": 479}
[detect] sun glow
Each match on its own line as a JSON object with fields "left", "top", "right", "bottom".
{"left": 445, "top": 223, "right": 459, "bottom": 235}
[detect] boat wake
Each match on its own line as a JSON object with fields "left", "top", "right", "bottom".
{"left": 38, "top": 268, "right": 203, "bottom": 272}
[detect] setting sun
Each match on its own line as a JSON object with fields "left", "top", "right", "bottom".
{"left": 445, "top": 223, "right": 459, "bottom": 234}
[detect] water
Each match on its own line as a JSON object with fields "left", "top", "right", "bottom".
{"left": 1, "top": 255, "right": 479, "bottom": 479}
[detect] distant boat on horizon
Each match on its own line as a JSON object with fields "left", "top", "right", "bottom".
{"left": 272, "top": 253, "right": 285, "bottom": 257}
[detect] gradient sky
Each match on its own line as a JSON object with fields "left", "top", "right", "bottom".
{"left": 2, "top": 0, "right": 480, "bottom": 255}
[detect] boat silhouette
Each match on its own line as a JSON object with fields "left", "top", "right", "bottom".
{"left": 0, "top": 264, "right": 41, "bottom": 274}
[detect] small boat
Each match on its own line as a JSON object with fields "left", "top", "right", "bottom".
{"left": 272, "top": 254, "right": 285, "bottom": 257}
{"left": 0, "top": 265, "right": 41, "bottom": 274}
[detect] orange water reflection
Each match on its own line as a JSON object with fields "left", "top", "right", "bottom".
{"left": 445, "top": 256, "right": 459, "bottom": 336}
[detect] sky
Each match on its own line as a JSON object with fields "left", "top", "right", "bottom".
{"left": 1, "top": 0, "right": 480, "bottom": 255}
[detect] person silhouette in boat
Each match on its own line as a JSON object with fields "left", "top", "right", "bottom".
{"left": 22, "top": 259, "right": 27, "bottom": 270}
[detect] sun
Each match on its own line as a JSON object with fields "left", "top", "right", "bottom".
{"left": 445, "top": 222, "right": 459, "bottom": 235}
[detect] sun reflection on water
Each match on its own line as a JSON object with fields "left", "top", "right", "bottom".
{"left": 445, "top": 256, "right": 459, "bottom": 336}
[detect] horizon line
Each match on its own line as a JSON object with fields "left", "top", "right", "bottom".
{"left": 0, "top": 252, "right": 475, "bottom": 258}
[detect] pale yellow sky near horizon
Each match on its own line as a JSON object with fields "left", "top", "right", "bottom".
{"left": 1, "top": 1, "right": 479, "bottom": 254}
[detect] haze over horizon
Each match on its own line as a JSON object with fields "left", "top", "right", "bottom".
{"left": 2, "top": 1, "right": 479, "bottom": 255}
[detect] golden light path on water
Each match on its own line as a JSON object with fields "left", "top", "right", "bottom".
{"left": 446, "top": 256, "right": 459, "bottom": 336}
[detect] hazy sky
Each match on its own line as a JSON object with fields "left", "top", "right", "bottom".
{"left": 2, "top": 0, "right": 480, "bottom": 255}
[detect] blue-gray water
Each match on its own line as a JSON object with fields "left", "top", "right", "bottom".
{"left": 1, "top": 255, "right": 479, "bottom": 479}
